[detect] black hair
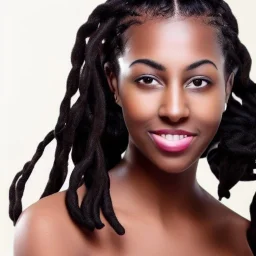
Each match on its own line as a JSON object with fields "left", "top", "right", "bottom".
{"left": 9, "top": 0, "right": 256, "bottom": 253}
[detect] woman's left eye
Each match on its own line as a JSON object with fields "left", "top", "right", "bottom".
{"left": 187, "top": 78, "right": 211, "bottom": 89}
{"left": 135, "top": 76, "right": 160, "bottom": 86}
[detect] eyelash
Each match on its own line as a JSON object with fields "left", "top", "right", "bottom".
{"left": 135, "top": 75, "right": 212, "bottom": 89}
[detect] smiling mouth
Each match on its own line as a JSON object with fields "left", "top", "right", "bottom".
{"left": 148, "top": 132, "right": 196, "bottom": 153}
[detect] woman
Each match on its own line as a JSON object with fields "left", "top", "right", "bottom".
{"left": 9, "top": 0, "right": 256, "bottom": 255}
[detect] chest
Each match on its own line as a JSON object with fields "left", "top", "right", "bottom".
{"left": 85, "top": 237, "right": 241, "bottom": 256}
{"left": 82, "top": 224, "right": 250, "bottom": 256}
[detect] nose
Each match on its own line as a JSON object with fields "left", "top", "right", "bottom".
{"left": 158, "top": 83, "right": 189, "bottom": 123}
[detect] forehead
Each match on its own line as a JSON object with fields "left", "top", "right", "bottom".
{"left": 121, "top": 16, "right": 224, "bottom": 68}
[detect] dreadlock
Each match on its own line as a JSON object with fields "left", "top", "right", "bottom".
{"left": 9, "top": 0, "right": 256, "bottom": 253}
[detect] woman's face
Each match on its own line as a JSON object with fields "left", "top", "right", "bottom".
{"left": 105, "top": 16, "right": 233, "bottom": 174}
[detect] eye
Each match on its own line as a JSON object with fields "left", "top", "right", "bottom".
{"left": 135, "top": 76, "right": 160, "bottom": 87}
{"left": 186, "top": 78, "right": 211, "bottom": 89}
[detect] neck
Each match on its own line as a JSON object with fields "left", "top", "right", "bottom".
{"left": 109, "top": 142, "right": 207, "bottom": 225}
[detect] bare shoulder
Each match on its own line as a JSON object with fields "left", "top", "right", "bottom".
{"left": 201, "top": 187, "right": 250, "bottom": 230}
{"left": 205, "top": 191, "right": 253, "bottom": 255}
{"left": 223, "top": 211, "right": 253, "bottom": 255}
{"left": 212, "top": 195, "right": 251, "bottom": 232}
{"left": 14, "top": 186, "right": 90, "bottom": 256}
{"left": 224, "top": 208, "right": 252, "bottom": 255}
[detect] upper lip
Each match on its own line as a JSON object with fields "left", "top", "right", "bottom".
{"left": 149, "top": 129, "right": 197, "bottom": 136}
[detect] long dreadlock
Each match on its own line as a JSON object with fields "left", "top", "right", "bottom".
{"left": 9, "top": 0, "right": 256, "bottom": 253}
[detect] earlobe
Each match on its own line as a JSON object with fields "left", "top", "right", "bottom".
{"left": 104, "top": 62, "right": 115, "bottom": 93}
{"left": 104, "top": 62, "right": 120, "bottom": 106}
{"left": 225, "top": 72, "right": 235, "bottom": 103}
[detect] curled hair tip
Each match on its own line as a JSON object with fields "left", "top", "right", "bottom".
{"left": 95, "top": 222, "right": 105, "bottom": 229}
{"left": 117, "top": 228, "right": 125, "bottom": 236}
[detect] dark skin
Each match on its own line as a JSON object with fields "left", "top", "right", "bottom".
{"left": 15, "top": 16, "right": 253, "bottom": 256}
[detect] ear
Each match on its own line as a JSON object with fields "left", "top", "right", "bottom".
{"left": 225, "top": 72, "right": 235, "bottom": 103}
{"left": 104, "top": 62, "right": 121, "bottom": 106}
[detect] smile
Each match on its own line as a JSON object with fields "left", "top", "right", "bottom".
{"left": 148, "top": 132, "right": 196, "bottom": 153}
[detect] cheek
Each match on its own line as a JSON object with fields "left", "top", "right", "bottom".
{"left": 119, "top": 87, "right": 158, "bottom": 127}
{"left": 194, "top": 90, "right": 225, "bottom": 141}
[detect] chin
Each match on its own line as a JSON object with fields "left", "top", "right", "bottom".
{"left": 148, "top": 156, "right": 198, "bottom": 175}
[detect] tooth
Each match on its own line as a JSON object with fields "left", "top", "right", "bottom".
{"left": 173, "top": 135, "right": 180, "bottom": 141}
{"left": 165, "top": 134, "right": 172, "bottom": 140}
{"left": 157, "top": 134, "right": 189, "bottom": 140}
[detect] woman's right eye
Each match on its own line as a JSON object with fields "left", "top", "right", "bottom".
{"left": 135, "top": 76, "right": 160, "bottom": 87}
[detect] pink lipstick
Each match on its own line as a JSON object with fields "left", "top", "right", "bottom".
{"left": 149, "top": 132, "right": 195, "bottom": 152}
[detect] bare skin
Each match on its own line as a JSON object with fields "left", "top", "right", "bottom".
{"left": 15, "top": 182, "right": 252, "bottom": 255}
{"left": 14, "top": 16, "right": 254, "bottom": 255}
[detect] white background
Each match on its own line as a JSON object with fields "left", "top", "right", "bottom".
{"left": 2, "top": 0, "right": 256, "bottom": 255}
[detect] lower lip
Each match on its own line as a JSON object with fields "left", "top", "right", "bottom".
{"left": 149, "top": 133, "right": 195, "bottom": 153}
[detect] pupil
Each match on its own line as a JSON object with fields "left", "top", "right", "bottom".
{"left": 194, "top": 79, "right": 202, "bottom": 86}
{"left": 144, "top": 77, "right": 153, "bottom": 83}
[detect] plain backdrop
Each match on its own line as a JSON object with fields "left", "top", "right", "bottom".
{"left": 2, "top": 0, "right": 256, "bottom": 255}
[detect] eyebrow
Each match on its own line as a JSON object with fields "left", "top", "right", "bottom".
{"left": 129, "top": 58, "right": 218, "bottom": 71}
